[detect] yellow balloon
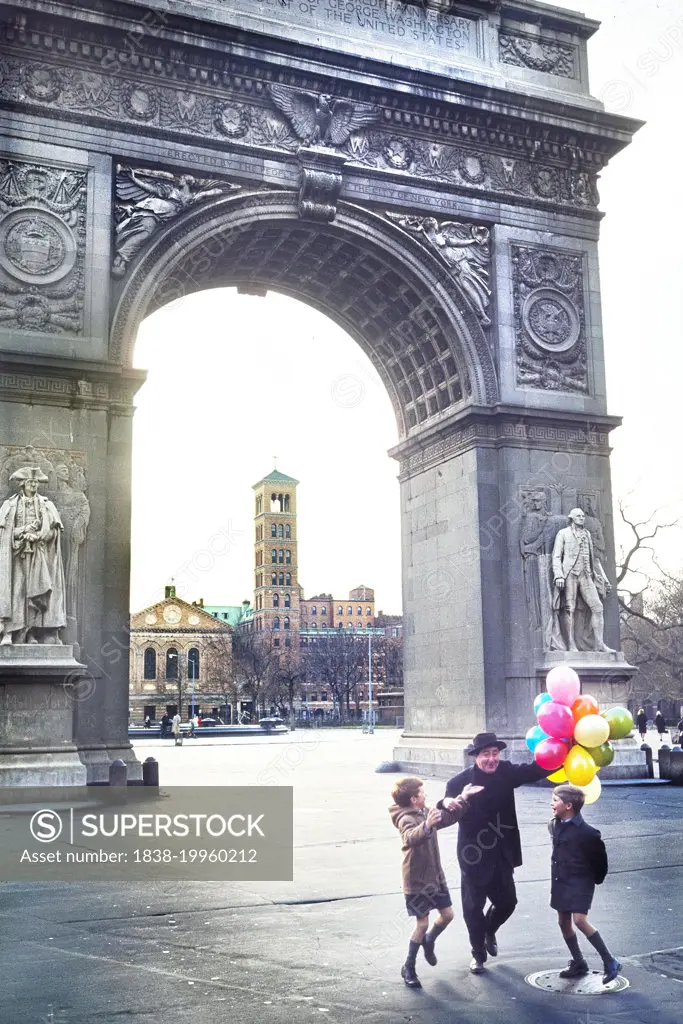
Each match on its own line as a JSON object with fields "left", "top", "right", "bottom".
{"left": 565, "top": 744, "right": 597, "bottom": 786}
{"left": 580, "top": 775, "right": 602, "bottom": 804}
{"left": 574, "top": 714, "right": 610, "bottom": 749}
{"left": 548, "top": 766, "right": 568, "bottom": 783}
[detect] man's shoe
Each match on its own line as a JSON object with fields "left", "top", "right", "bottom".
{"left": 422, "top": 935, "right": 437, "bottom": 966}
{"left": 401, "top": 963, "right": 422, "bottom": 989}
{"left": 484, "top": 931, "right": 498, "bottom": 957}
{"left": 602, "top": 959, "right": 621, "bottom": 985}
{"left": 559, "top": 960, "right": 589, "bottom": 979}
{"left": 469, "top": 957, "right": 486, "bottom": 974}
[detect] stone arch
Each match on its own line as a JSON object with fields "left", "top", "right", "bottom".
{"left": 111, "top": 191, "right": 498, "bottom": 438}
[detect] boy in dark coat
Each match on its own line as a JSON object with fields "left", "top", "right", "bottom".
{"left": 390, "top": 776, "right": 482, "bottom": 988}
{"left": 550, "top": 783, "right": 621, "bottom": 984}
{"left": 438, "top": 731, "right": 550, "bottom": 973}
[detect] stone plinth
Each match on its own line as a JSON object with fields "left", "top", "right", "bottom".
{"left": 538, "top": 650, "right": 637, "bottom": 709}
{"left": 0, "top": 646, "right": 87, "bottom": 786}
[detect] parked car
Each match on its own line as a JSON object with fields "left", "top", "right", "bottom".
{"left": 197, "top": 717, "right": 219, "bottom": 727}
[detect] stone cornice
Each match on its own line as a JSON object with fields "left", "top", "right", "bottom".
{"left": 0, "top": 352, "right": 145, "bottom": 410}
{"left": 0, "top": 2, "right": 640, "bottom": 178}
{"left": 391, "top": 405, "right": 622, "bottom": 480}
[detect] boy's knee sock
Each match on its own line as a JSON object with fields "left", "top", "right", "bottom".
{"left": 563, "top": 933, "right": 585, "bottom": 963}
{"left": 406, "top": 940, "right": 421, "bottom": 968}
{"left": 587, "top": 931, "right": 614, "bottom": 965}
{"left": 425, "top": 919, "right": 448, "bottom": 944}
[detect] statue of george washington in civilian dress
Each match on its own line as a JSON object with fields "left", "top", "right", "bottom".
{"left": 0, "top": 466, "right": 67, "bottom": 644}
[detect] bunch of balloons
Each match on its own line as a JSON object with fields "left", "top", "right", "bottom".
{"left": 525, "top": 665, "right": 634, "bottom": 804}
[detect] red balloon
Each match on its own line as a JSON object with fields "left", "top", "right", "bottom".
{"left": 534, "top": 738, "right": 570, "bottom": 771}
{"left": 572, "top": 694, "right": 599, "bottom": 723}
{"left": 537, "top": 700, "right": 575, "bottom": 740}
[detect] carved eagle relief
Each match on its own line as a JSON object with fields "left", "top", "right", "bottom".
{"left": 269, "top": 85, "right": 381, "bottom": 147}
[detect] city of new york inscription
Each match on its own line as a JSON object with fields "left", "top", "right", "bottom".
{"left": 144, "top": 0, "right": 480, "bottom": 68}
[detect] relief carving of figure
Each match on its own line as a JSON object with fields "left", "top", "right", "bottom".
{"left": 0, "top": 466, "right": 67, "bottom": 645}
{"left": 520, "top": 490, "right": 565, "bottom": 649}
{"left": 113, "top": 167, "right": 231, "bottom": 277}
{"left": 54, "top": 462, "right": 90, "bottom": 639}
{"left": 551, "top": 507, "right": 613, "bottom": 653}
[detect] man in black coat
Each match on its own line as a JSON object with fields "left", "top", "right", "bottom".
{"left": 439, "top": 731, "right": 549, "bottom": 973}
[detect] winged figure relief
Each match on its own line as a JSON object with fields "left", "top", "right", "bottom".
{"left": 112, "top": 166, "right": 238, "bottom": 277}
{"left": 269, "top": 85, "right": 381, "bottom": 147}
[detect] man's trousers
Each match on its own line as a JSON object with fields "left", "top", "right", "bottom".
{"left": 461, "top": 860, "right": 518, "bottom": 956}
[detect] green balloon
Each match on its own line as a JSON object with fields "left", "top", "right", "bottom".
{"left": 587, "top": 741, "right": 615, "bottom": 767}
{"left": 602, "top": 706, "right": 634, "bottom": 740}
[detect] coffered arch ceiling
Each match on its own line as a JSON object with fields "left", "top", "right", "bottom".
{"left": 111, "top": 192, "right": 497, "bottom": 439}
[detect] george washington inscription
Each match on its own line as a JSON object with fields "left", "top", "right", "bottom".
{"left": 139, "top": 0, "right": 480, "bottom": 65}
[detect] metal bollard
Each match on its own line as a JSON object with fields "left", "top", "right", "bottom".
{"left": 142, "top": 757, "right": 159, "bottom": 787}
{"left": 640, "top": 743, "right": 654, "bottom": 779}
{"left": 658, "top": 745, "right": 671, "bottom": 780}
{"left": 109, "top": 758, "right": 128, "bottom": 786}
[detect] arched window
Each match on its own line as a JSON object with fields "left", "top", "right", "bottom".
{"left": 273, "top": 616, "right": 280, "bottom": 631}
{"left": 347, "top": 606, "right": 352, "bottom": 615}
{"left": 284, "top": 616, "right": 290, "bottom": 630}
{"left": 143, "top": 648, "right": 156, "bottom": 680}
{"left": 278, "top": 549, "right": 284, "bottom": 564}
{"left": 284, "top": 495, "right": 291, "bottom": 511}
{"left": 337, "top": 606, "right": 343, "bottom": 615}
{"left": 273, "top": 594, "right": 280, "bottom": 608}
{"left": 256, "top": 496, "right": 262, "bottom": 515}
{"left": 357, "top": 607, "right": 362, "bottom": 615}
{"left": 346, "top": 623, "right": 353, "bottom": 630}
{"left": 271, "top": 572, "right": 277, "bottom": 585}
{"left": 188, "top": 648, "right": 200, "bottom": 680}
{"left": 284, "top": 593, "right": 291, "bottom": 608}
{"left": 271, "top": 523, "right": 277, "bottom": 537}
{"left": 271, "top": 549, "right": 277, "bottom": 563}
{"left": 278, "top": 524, "right": 284, "bottom": 538}
{"left": 285, "top": 523, "right": 291, "bottom": 538}
{"left": 321, "top": 607, "right": 327, "bottom": 616}
{"left": 310, "top": 622, "right": 317, "bottom": 630}
{"left": 166, "top": 648, "right": 178, "bottom": 680}
{"left": 285, "top": 549, "right": 291, "bottom": 564}
{"left": 366, "top": 607, "right": 372, "bottom": 616}
{"left": 279, "top": 572, "right": 285, "bottom": 586}
{"left": 312, "top": 606, "right": 317, "bottom": 615}
{"left": 285, "top": 573, "right": 291, "bottom": 585}
{"left": 321, "top": 623, "right": 327, "bottom": 631}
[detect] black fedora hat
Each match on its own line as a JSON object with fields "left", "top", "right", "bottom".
{"left": 465, "top": 731, "right": 507, "bottom": 757}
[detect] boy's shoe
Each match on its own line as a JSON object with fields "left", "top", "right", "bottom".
{"left": 484, "top": 930, "right": 498, "bottom": 957}
{"left": 401, "top": 963, "right": 422, "bottom": 989}
{"left": 422, "top": 935, "right": 437, "bottom": 966}
{"left": 602, "top": 959, "right": 621, "bottom": 985}
{"left": 559, "top": 959, "right": 589, "bottom": 979}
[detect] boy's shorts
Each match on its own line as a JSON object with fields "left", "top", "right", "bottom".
{"left": 405, "top": 887, "right": 452, "bottom": 918}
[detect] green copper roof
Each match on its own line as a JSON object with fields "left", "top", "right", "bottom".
{"left": 253, "top": 469, "right": 299, "bottom": 487}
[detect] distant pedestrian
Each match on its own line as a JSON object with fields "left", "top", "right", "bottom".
{"left": 677, "top": 718, "right": 683, "bottom": 745}
{"left": 144, "top": 715, "right": 151, "bottom": 729}
{"left": 636, "top": 708, "right": 647, "bottom": 742}
{"left": 549, "top": 784, "right": 621, "bottom": 985}
{"left": 654, "top": 710, "right": 668, "bottom": 742}
{"left": 172, "top": 712, "right": 182, "bottom": 745}
{"left": 160, "top": 713, "right": 170, "bottom": 737}
{"left": 389, "top": 777, "right": 482, "bottom": 989}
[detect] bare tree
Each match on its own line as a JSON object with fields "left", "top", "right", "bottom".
{"left": 616, "top": 501, "right": 683, "bottom": 703}
{"left": 306, "top": 631, "right": 367, "bottom": 722}
{"left": 233, "top": 630, "right": 279, "bottom": 718}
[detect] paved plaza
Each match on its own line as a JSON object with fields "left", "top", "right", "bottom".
{"left": 1, "top": 728, "right": 682, "bottom": 1023}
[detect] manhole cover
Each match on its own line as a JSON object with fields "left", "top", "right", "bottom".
{"left": 525, "top": 969, "right": 630, "bottom": 995}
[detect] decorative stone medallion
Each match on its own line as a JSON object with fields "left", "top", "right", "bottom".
{"left": 214, "top": 103, "right": 250, "bottom": 138}
{"left": 122, "top": 83, "right": 158, "bottom": 121}
{"left": 145, "top": 613, "right": 158, "bottom": 625}
{"left": 163, "top": 605, "right": 182, "bottom": 625}
{"left": 22, "top": 65, "right": 62, "bottom": 102}
{"left": 188, "top": 614, "right": 200, "bottom": 626}
{"left": 383, "top": 138, "right": 413, "bottom": 171}
{"left": 0, "top": 207, "right": 77, "bottom": 284}
{"left": 522, "top": 288, "right": 580, "bottom": 353}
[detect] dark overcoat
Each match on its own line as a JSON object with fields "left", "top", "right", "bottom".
{"left": 439, "top": 761, "right": 548, "bottom": 881}
{"left": 549, "top": 812, "right": 608, "bottom": 912}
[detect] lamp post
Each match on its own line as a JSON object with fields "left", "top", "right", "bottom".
{"left": 168, "top": 651, "right": 182, "bottom": 719}
{"left": 367, "top": 629, "right": 374, "bottom": 734}
{"left": 189, "top": 655, "right": 196, "bottom": 720}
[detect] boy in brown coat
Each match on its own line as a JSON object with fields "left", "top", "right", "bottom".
{"left": 390, "top": 776, "right": 482, "bottom": 987}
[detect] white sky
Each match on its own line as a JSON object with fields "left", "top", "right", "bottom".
{"left": 130, "top": 0, "right": 683, "bottom": 613}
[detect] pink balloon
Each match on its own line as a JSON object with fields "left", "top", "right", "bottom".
{"left": 534, "top": 738, "right": 570, "bottom": 771}
{"left": 537, "top": 699, "right": 575, "bottom": 740}
{"left": 545, "top": 665, "right": 581, "bottom": 707}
